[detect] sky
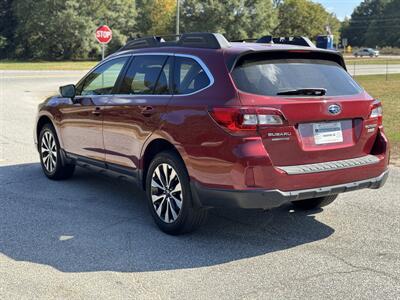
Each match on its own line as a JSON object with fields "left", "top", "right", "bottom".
{"left": 313, "top": 0, "right": 362, "bottom": 20}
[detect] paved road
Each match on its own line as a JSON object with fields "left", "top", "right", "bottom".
{"left": 344, "top": 55, "right": 400, "bottom": 59}
{"left": 347, "top": 64, "right": 400, "bottom": 76}
{"left": 0, "top": 71, "right": 400, "bottom": 299}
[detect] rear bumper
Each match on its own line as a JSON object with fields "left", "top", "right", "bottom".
{"left": 191, "top": 169, "right": 389, "bottom": 210}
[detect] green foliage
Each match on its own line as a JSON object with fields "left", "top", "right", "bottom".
{"left": 0, "top": 36, "right": 7, "bottom": 49}
{"left": 11, "top": 0, "right": 136, "bottom": 60}
{"left": 366, "top": 0, "right": 400, "bottom": 47}
{"left": 12, "top": 1, "right": 93, "bottom": 59}
{"left": 274, "top": 0, "right": 340, "bottom": 39}
{"left": 180, "top": 0, "right": 277, "bottom": 40}
{"left": 0, "top": 0, "right": 17, "bottom": 57}
{"left": 341, "top": 0, "right": 391, "bottom": 47}
{"left": 136, "top": 0, "right": 176, "bottom": 36}
{"left": 5, "top": 0, "right": 398, "bottom": 60}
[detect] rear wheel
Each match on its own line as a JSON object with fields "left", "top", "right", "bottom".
{"left": 39, "top": 124, "right": 75, "bottom": 180}
{"left": 291, "top": 195, "right": 338, "bottom": 210}
{"left": 145, "top": 150, "right": 207, "bottom": 235}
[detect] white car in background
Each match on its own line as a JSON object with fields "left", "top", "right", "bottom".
{"left": 354, "top": 48, "right": 380, "bottom": 57}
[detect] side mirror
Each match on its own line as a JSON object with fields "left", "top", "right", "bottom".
{"left": 59, "top": 84, "right": 76, "bottom": 99}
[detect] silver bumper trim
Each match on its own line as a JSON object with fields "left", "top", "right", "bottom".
{"left": 277, "top": 155, "right": 380, "bottom": 175}
{"left": 285, "top": 169, "right": 389, "bottom": 201}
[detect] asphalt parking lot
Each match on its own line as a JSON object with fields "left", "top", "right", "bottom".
{"left": 0, "top": 70, "right": 399, "bottom": 299}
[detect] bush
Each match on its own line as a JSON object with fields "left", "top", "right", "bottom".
{"left": 378, "top": 47, "right": 400, "bottom": 55}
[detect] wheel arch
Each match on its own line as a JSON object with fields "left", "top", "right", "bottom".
{"left": 140, "top": 138, "right": 186, "bottom": 191}
{"left": 36, "top": 115, "right": 55, "bottom": 150}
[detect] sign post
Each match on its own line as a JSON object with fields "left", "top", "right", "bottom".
{"left": 95, "top": 25, "right": 112, "bottom": 60}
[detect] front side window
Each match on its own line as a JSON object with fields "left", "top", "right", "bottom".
{"left": 80, "top": 57, "right": 129, "bottom": 96}
{"left": 174, "top": 57, "right": 211, "bottom": 95}
{"left": 231, "top": 58, "right": 362, "bottom": 97}
{"left": 119, "top": 55, "right": 171, "bottom": 95}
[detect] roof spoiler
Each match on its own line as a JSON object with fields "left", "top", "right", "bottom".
{"left": 118, "top": 33, "right": 231, "bottom": 52}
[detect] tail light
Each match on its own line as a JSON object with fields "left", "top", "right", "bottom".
{"left": 369, "top": 100, "right": 383, "bottom": 125}
{"left": 209, "top": 107, "right": 285, "bottom": 134}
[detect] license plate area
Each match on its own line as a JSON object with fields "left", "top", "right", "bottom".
{"left": 313, "top": 121, "right": 343, "bottom": 145}
{"left": 298, "top": 119, "right": 356, "bottom": 150}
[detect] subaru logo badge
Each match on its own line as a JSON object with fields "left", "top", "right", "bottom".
{"left": 328, "top": 104, "right": 341, "bottom": 115}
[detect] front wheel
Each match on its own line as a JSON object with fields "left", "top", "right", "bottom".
{"left": 145, "top": 150, "right": 207, "bottom": 235}
{"left": 291, "top": 195, "right": 338, "bottom": 210}
{"left": 39, "top": 124, "right": 75, "bottom": 180}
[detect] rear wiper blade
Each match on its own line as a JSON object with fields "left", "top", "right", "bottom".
{"left": 277, "top": 88, "right": 327, "bottom": 96}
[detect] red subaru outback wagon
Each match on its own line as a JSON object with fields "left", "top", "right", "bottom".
{"left": 34, "top": 33, "right": 389, "bottom": 234}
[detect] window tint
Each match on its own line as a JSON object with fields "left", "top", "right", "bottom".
{"left": 154, "top": 57, "right": 172, "bottom": 94}
{"left": 119, "top": 55, "right": 171, "bottom": 95}
{"left": 174, "top": 57, "right": 210, "bottom": 94}
{"left": 80, "top": 57, "right": 128, "bottom": 96}
{"left": 231, "top": 58, "right": 362, "bottom": 97}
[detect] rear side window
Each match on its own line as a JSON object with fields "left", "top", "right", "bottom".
{"left": 174, "top": 57, "right": 211, "bottom": 94}
{"left": 231, "top": 58, "right": 362, "bottom": 96}
{"left": 119, "top": 55, "right": 171, "bottom": 95}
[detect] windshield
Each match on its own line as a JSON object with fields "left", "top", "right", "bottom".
{"left": 231, "top": 58, "right": 362, "bottom": 97}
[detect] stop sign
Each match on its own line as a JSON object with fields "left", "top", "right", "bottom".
{"left": 95, "top": 25, "right": 112, "bottom": 44}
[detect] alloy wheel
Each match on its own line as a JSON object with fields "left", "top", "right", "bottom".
{"left": 151, "top": 163, "right": 183, "bottom": 223}
{"left": 41, "top": 131, "right": 57, "bottom": 173}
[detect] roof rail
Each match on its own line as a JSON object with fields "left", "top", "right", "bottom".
{"left": 118, "top": 33, "right": 231, "bottom": 52}
{"left": 230, "top": 38, "right": 258, "bottom": 43}
{"left": 256, "top": 36, "right": 316, "bottom": 47}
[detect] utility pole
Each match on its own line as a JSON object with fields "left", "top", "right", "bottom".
{"left": 176, "top": 0, "right": 180, "bottom": 35}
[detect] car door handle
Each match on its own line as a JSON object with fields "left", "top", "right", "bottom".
{"left": 92, "top": 107, "right": 101, "bottom": 116}
{"left": 140, "top": 106, "right": 155, "bottom": 116}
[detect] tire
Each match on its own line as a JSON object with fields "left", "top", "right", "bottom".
{"left": 145, "top": 150, "right": 208, "bottom": 235}
{"left": 39, "top": 124, "right": 75, "bottom": 180}
{"left": 291, "top": 195, "right": 338, "bottom": 210}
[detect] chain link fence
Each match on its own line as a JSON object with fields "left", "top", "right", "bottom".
{"left": 346, "top": 61, "right": 400, "bottom": 79}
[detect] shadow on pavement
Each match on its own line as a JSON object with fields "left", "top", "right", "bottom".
{"left": 0, "top": 163, "right": 334, "bottom": 272}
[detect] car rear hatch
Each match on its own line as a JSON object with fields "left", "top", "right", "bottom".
{"left": 230, "top": 50, "right": 381, "bottom": 166}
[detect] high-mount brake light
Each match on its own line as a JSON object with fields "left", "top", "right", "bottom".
{"left": 287, "top": 50, "right": 311, "bottom": 53}
{"left": 209, "top": 107, "right": 284, "bottom": 133}
{"left": 369, "top": 100, "right": 383, "bottom": 125}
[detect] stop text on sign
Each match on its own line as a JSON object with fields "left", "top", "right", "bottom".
{"left": 95, "top": 25, "right": 112, "bottom": 44}
{"left": 97, "top": 31, "right": 111, "bottom": 39}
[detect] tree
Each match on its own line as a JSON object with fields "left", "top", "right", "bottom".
{"left": 179, "top": 0, "right": 277, "bottom": 40}
{"left": 12, "top": 0, "right": 94, "bottom": 59}
{"left": 274, "top": 0, "right": 340, "bottom": 39}
{"left": 364, "top": 0, "right": 400, "bottom": 47}
{"left": 272, "top": 0, "right": 283, "bottom": 8}
{"left": 0, "top": 0, "right": 17, "bottom": 58}
{"left": 380, "top": 0, "right": 400, "bottom": 47}
{"left": 136, "top": 0, "right": 176, "bottom": 36}
{"left": 12, "top": 0, "right": 136, "bottom": 60}
{"left": 341, "top": 0, "right": 390, "bottom": 47}
{"left": 79, "top": 0, "right": 137, "bottom": 54}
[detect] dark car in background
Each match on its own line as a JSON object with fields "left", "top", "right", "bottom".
{"left": 34, "top": 33, "right": 389, "bottom": 234}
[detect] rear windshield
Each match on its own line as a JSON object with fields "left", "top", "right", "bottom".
{"left": 231, "top": 58, "right": 362, "bottom": 96}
